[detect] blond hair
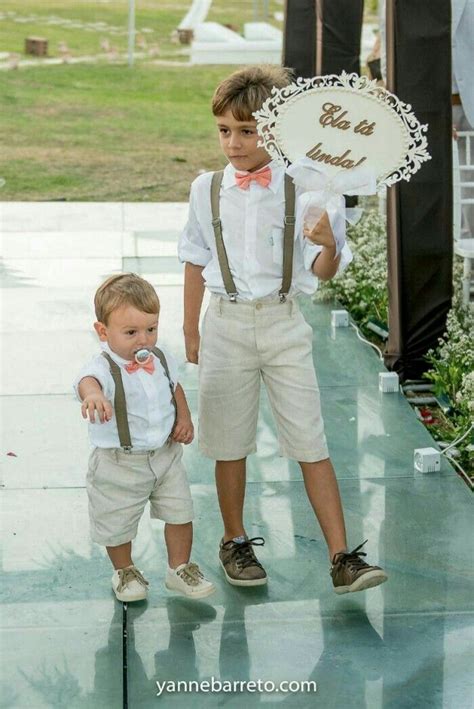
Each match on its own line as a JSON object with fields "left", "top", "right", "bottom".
{"left": 94, "top": 273, "right": 160, "bottom": 324}
{"left": 211, "top": 65, "right": 293, "bottom": 121}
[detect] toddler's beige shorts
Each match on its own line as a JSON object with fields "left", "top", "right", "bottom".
{"left": 86, "top": 441, "right": 194, "bottom": 546}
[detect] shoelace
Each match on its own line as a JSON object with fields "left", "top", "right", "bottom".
{"left": 177, "top": 562, "right": 205, "bottom": 587}
{"left": 332, "top": 540, "right": 370, "bottom": 571}
{"left": 117, "top": 566, "right": 149, "bottom": 592}
{"left": 221, "top": 537, "right": 265, "bottom": 570}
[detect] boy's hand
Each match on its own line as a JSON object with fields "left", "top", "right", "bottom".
{"left": 81, "top": 393, "right": 113, "bottom": 424}
{"left": 184, "top": 331, "right": 200, "bottom": 365}
{"left": 172, "top": 416, "right": 194, "bottom": 445}
{"left": 303, "top": 211, "right": 336, "bottom": 249}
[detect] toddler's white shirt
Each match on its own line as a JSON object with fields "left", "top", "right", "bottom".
{"left": 178, "top": 160, "right": 352, "bottom": 300}
{"left": 74, "top": 342, "right": 178, "bottom": 450}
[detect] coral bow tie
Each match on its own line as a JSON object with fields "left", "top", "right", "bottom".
{"left": 125, "top": 359, "right": 155, "bottom": 374}
{"left": 235, "top": 166, "right": 272, "bottom": 190}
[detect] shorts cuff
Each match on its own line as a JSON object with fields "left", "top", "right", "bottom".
{"left": 150, "top": 509, "right": 194, "bottom": 524}
{"left": 279, "top": 445, "right": 330, "bottom": 463}
{"left": 91, "top": 530, "right": 137, "bottom": 547}
{"left": 198, "top": 442, "right": 257, "bottom": 461}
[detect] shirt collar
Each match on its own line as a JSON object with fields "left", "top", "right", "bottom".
{"left": 100, "top": 341, "right": 131, "bottom": 367}
{"left": 222, "top": 159, "right": 285, "bottom": 194}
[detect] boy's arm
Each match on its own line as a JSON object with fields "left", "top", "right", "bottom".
{"left": 172, "top": 383, "right": 194, "bottom": 444}
{"left": 311, "top": 244, "right": 341, "bottom": 281}
{"left": 78, "top": 376, "right": 113, "bottom": 423}
{"left": 183, "top": 262, "right": 205, "bottom": 364}
{"left": 304, "top": 211, "right": 341, "bottom": 281}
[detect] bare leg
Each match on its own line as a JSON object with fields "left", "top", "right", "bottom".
{"left": 299, "top": 458, "right": 347, "bottom": 560}
{"left": 107, "top": 542, "right": 133, "bottom": 570}
{"left": 165, "top": 522, "right": 193, "bottom": 568}
{"left": 215, "top": 458, "right": 247, "bottom": 542}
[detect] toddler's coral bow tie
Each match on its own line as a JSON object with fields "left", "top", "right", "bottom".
{"left": 125, "top": 359, "right": 155, "bottom": 374}
{"left": 235, "top": 165, "right": 272, "bottom": 190}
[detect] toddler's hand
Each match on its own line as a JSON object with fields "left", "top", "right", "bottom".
{"left": 303, "top": 210, "right": 335, "bottom": 249}
{"left": 81, "top": 393, "right": 113, "bottom": 424}
{"left": 172, "top": 417, "right": 194, "bottom": 445}
{"left": 185, "top": 332, "right": 200, "bottom": 365}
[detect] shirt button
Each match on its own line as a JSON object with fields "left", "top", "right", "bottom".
{"left": 255, "top": 303, "right": 262, "bottom": 310}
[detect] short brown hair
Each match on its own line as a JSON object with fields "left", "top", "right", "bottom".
{"left": 94, "top": 273, "right": 160, "bottom": 324}
{"left": 212, "top": 65, "right": 293, "bottom": 121}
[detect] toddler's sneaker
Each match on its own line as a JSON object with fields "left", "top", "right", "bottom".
{"left": 219, "top": 536, "right": 267, "bottom": 586}
{"left": 112, "top": 565, "right": 149, "bottom": 602}
{"left": 331, "top": 540, "right": 388, "bottom": 594}
{"left": 165, "top": 562, "right": 215, "bottom": 599}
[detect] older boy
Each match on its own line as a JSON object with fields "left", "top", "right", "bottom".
{"left": 178, "top": 66, "right": 387, "bottom": 594}
{"left": 75, "top": 273, "right": 215, "bottom": 602}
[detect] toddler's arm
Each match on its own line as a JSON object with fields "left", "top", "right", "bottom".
{"left": 183, "top": 263, "right": 205, "bottom": 364}
{"left": 172, "top": 383, "right": 194, "bottom": 445}
{"left": 78, "top": 376, "right": 113, "bottom": 424}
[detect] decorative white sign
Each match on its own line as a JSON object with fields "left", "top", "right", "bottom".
{"left": 254, "top": 72, "right": 430, "bottom": 188}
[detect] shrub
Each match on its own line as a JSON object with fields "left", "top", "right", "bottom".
{"left": 316, "top": 208, "right": 473, "bottom": 475}
{"left": 315, "top": 209, "right": 388, "bottom": 338}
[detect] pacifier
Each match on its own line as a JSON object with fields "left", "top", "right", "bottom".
{"left": 134, "top": 348, "right": 152, "bottom": 365}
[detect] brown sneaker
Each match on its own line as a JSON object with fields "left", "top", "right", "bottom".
{"left": 219, "top": 537, "right": 267, "bottom": 586}
{"left": 331, "top": 541, "right": 388, "bottom": 594}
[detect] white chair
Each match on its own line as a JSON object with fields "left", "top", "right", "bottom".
{"left": 453, "top": 131, "right": 474, "bottom": 306}
{"left": 178, "top": 0, "right": 212, "bottom": 30}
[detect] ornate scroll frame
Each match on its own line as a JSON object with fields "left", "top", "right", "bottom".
{"left": 253, "top": 71, "right": 430, "bottom": 188}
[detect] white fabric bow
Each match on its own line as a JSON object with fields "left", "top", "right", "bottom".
{"left": 287, "top": 157, "right": 377, "bottom": 256}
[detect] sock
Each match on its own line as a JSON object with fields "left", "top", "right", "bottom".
{"left": 169, "top": 563, "right": 187, "bottom": 574}
{"left": 232, "top": 535, "right": 246, "bottom": 544}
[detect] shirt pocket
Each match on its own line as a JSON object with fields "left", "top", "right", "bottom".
{"left": 270, "top": 228, "right": 284, "bottom": 267}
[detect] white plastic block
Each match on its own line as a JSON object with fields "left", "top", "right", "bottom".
{"left": 331, "top": 309, "right": 349, "bottom": 327}
{"left": 414, "top": 447, "right": 441, "bottom": 473}
{"left": 379, "top": 372, "right": 399, "bottom": 393}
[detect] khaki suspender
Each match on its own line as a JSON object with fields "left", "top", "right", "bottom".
{"left": 151, "top": 347, "right": 178, "bottom": 432}
{"left": 281, "top": 173, "right": 296, "bottom": 301}
{"left": 210, "top": 170, "right": 296, "bottom": 302}
{"left": 101, "top": 352, "right": 132, "bottom": 449}
{"left": 101, "top": 347, "right": 177, "bottom": 450}
{"left": 210, "top": 170, "right": 238, "bottom": 301}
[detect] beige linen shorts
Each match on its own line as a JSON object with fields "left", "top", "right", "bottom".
{"left": 86, "top": 441, "right": 194, "bottom": 546}
{"left": 198, "top": 294, "right": 329, "bottom": 462}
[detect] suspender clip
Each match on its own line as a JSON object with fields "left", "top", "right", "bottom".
{"left": 123, "top": 446, "right": 133, "bottom": 453}
{"left": 229, "top": 293, "right": 238, "bottom": 303}
{"left": 284, "top": 215, "right": 296, "bottom": 226}
{"left": 279, "top": 293, "right": 287, "bottom": 303}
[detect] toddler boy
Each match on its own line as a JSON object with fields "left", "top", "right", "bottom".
{"left": 75, "top": 273, "right": 215, "bottom": 602}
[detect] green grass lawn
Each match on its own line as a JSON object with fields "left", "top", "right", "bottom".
{"left": 0, "top": 1, "right": 188, "bottom": 59}
{"left": 0, "top": 0, "right": 284, "bottom": 201}
{"left": 0, "top": 0, "right": 283, "bottom": 59}
{"left": 0, "top": 62, "right": 236, "bottom": 201}
{"left": 0, "top": 0, "right": 375, "bottom": 202}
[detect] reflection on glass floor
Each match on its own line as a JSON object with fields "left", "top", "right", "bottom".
{"left": 1, "top": 203, "right": 473, "bottom": 709}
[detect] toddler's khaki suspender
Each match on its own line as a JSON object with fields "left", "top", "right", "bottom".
{"left": 210, "top": 170, "right": 296, "bottom": 302}
{"left": 101, "top": 347, "right": 177, "bottom": 451}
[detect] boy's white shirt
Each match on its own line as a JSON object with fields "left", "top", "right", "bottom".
{"left": 73, "top": 342, "right": 179, "bottom": 450}
{"left": 178, "top": 160, "right": 352, "bottom": 300}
